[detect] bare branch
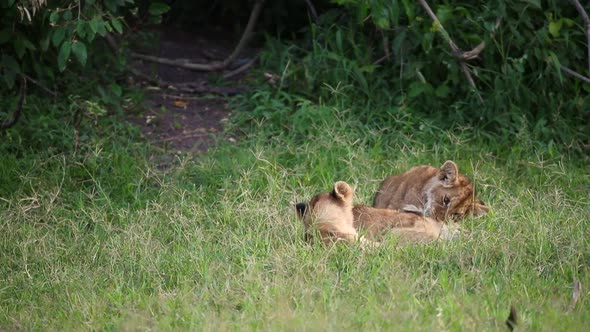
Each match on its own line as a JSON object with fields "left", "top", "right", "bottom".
{"left": 304, "top": 0, "right": 319, "bottom": 23}
{"left": 130, "top": 67, "right": 246, "bottom": 96}
{"left": 23, "top": 74, "right": 57, "bottom": 97}
{"left": 131, "top": 53, "right": 222, "bottom": 71}
{"left": 570, "top": 0, "right": 590, "bottom": 74}
{"left": 417, "top": 0, "right": 483, "bottom": 104}
{"left": 560, "top": 65, "right": 590, "bottom": 84}
{"left": 222, "top": 57, "right": 257, "bottom": 79}
{"left": 132, "top": 0, "right": 265, "bottom": 72}
{"left": 460, "top": 18, "right": 502, "bottom": 61}
{"left": 220, "top": 0, "right": 265, "bottom": 69}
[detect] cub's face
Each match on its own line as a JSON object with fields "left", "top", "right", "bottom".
{"left": 295, "top": 181, "right": 355, "bottom": 244}
{"left": 424, "top": 161, "right": 489, "bottom": 222}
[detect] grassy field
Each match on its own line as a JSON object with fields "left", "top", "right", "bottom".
{"left": 0, "top": 102, "right": 588, "bottom": 331}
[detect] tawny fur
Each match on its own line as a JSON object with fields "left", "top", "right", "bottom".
{"left": 297, "top": 181, "right": 455, "bottom": 245}
{"left": 373, "top": 161, "right": 489, "bottom": 222}
{"left": 353, "top": 206, "right": 446, "bottom": 243}
{"left": 299, "top": 181, "right": 358, "bottom": 245}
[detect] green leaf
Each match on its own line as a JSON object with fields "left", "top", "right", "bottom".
{"left": 89, "top": 17, "right": 100, "bottom": 34}
{"left": 58, "top": 40, "right": 72, "bottom": 71}
{"left": 104, "top": 0, "right": 118, "bottom": 12}
{"left": 435, "top": 84, "right": 450, "bottom": 98}
{"left": 49, "top": 11, "right": 60, "bottom": 24}
{"left": 522, "top": 0, "right": 541, "bottom": 9}
{"left": 0, "top": 29, "right": 11, "bottom": 44}
{"left": 72, "top": 41, "right": 87, "bottom": 66}
{"left": 335, "top": 30, "right": 342, "bottom": 52}
{"left": 75, "top": 21, "right": 87, "bottom": 39}
{"left": 111, "top": 18, "right": 123, "bottom": 34}
{"left": 401, "top": 0, "right": 414, "bottom": 21}
{"left": 436, "top": 6, "right": 453, "bottom": 24}
{"left": 52, "top": 27, "right": 66, "bottom": 47}
{"left": 22, "top": 38, "right": 36, "bottom": 51}
{"left": 13, "top": 38, "right": 26, "bottom": 58}
{"left": 104, "top": 21, "right": 113, "bottom": 33}
{"left": 110, "top": 83, "right": 122, "bottom": 97}
{"left": 548, "top": 19, "right": 563, "bottom": 38}
{"left": 547, "top": 51, "right": 563, "bottom": 83}
{"left": 1, "top": 54, "right": 21, "bottom": 73}
{"left": 392, "top": 30, "right": 406, "bottom": 56}
{"left": 95, "top": 22, "right": 107, "bottom": 36}
{"left": 408, "top": 82, "right": 431, "bottom": 98}
{"left": 148, "top": 2, "right": 171, "bottom": 16}
{"left": 2, "top": 70, "right": 16, "bottom": 89}
{"left": 63, "top": 10, "right": 72, "bottom": 21}
{"left": 40, "top": 35, "right": 50, "bottom": 51}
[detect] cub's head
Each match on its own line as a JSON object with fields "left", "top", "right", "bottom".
{"left": 295, "top": 181, "right": 356, "bottom": 244}
{"left": 424, "top": 161, "right": 489, "bottom": 222}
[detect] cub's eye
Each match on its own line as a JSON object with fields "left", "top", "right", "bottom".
{"left": 443, "top": 195, "right": 451, "bottom": 208}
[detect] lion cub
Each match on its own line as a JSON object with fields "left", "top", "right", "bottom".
{"left": 296, "top": 181, "right": 453, "bottom": 245}
{"left": 373, "top": 161, "right": 488, "bottom": 222}
{"left": 296, "top": 181, "right": 359, "bottom": 245}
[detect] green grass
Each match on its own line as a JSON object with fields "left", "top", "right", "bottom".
{"left": 1, "top": 100, "right": 589, "bottom": 331}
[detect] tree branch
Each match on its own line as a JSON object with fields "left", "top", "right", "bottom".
{"left": 222, "top": 57, "right": 257, "bottom": 79}
{"left": 570, "top": 0, "right": 590, "bottom": 75}
{"left": 560, "top": 65, "right": 590, "bottom": 84}
{"left": 129, "top": 67, "right": 246, "bottom": 96}
{"left": 131, "top": 0, "right": 265, "bottom": 72}
{"left": 304, "top": 0, "right": 319, "bottom": 24}
{"left": 23, "top": 74, "right": 57, "bottom": 97}
{"left": 417, "top": 0, "right": 484, "bottom": 104}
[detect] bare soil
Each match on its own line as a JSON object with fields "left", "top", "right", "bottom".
{"left": 128, "top": 28, "right": 253, "bottom": 154}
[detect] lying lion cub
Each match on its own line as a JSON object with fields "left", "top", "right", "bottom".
{"left": 296, "top": 181, "right": 455, "bottom": 245}
{"left": 373, "top": 160, "right": 488, "bottom": 222}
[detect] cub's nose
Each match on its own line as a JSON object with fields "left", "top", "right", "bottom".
{"left": 295, "top": 203, "right": 307, "bottom": 217}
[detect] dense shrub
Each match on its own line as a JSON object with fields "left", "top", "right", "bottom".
{"left": 234, "top": 0, "right": 590, "bottom": 153}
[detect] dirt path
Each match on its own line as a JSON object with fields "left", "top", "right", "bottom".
{"left": 128, "top": 28, "right": 253, "bottom": 155}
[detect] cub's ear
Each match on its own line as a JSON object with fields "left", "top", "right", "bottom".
{"left": 439, "top": 160, "right": 458, "bottom": 186}
{"left": 333, "top": 181, "right": 354, "bottom": 202}
{"left": 472, "top": 199, "right": 489, "bottom": 217}
{"left": 295, "top": 203, "right": 307, "bottom": 218}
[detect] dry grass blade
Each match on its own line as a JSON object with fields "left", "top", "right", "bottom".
{"left": 571, "top": 279, "right": 582, "bottom": 310}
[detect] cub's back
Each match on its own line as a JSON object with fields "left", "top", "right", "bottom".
{"left": 373, "top": 165, "right": 438, "bottom": 210}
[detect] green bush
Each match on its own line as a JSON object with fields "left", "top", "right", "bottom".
{"left": 235, "top": 0, "right": 590, "bottom": 153}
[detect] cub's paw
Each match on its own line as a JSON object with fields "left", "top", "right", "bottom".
{"left": 439, "top": 225, "right": 461, "bottom": 241}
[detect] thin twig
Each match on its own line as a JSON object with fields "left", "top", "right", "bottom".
{"left": 571, "top": 279, "right": 582, "bottom": 310}
{"left": 222, "top": 57, "right": 257, "bottom": 79}
{"left": 23, "top": 74, "right": 57, "bottom": 97}
{"left": 104, "top": 34, "right": 119, "bottom": 54}
{"left": 131, "top": 53, "right": 224, "bottom": 71}
{"left": 157, "top": 132, "right": 210, "bottom": 143}
{"left": 560, "top": 65, "right": 590, "bottom": 84}
{"left": 570, "top": 0, "right": 590, "bottom": 75}
{"left": 132, "top": 0, "right": 265, "bottom": 72}
{"left": 304, "top": 0, "right": 319, "bottom": 23}
{"left": 130, "top": 67, "right": 246, "bottom": 95}
{"left": 417, "top": 0, "right": 484, "bottom": 104}
{"left": 460, "top": 18, "right": 502, "bottom": 61}
{"left": 220, "top": 0, "right": 264, "bottom": 68}
{"left": 373, "top": 54, "right": 390, "bottom": 65}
